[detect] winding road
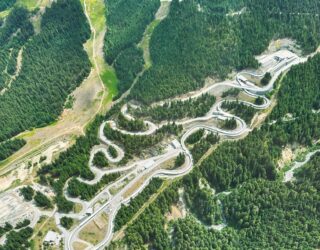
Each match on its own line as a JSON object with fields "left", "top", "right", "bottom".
{"left": 60, "top": 47, "right": 313, "bottom": 250}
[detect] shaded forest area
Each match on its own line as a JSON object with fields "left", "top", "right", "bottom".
{"left": 114, "top": 47, "right": 320, "bottom": 250}
{"left": 38, "top": 116, "right": 103, "bottom": 213}
{"left": 67, "top": 173, "right": 120, "bottom": 201}
{"left": 0, "top": 138, "right": 26, "bottom": 161}
{"left": 133, "top": 94, "right": 216, "bottom": 122}
{"left": 0, "top": 0, "right": 16, "bottom": 12}
{"left": 104, "top": 122, "right": 182, "bottom": 157}
{"left": 104, "top": 0, "right": 159, "bottom": 96}
{"left": 0, "top": 0, "right": 91, "bottom": 142}
{"left": 221, "top": 100, "right": 256, "bottom": 123}
{"left": 270, "top": 55, "right": 320, "bottom": 119}
{"left": 130, "top": 0, "right": 320, "bottom": 104}
{"left": 114, "top": 178, "right": 163, "bottom": 231}
{"left": 0, "top": 7, "right": 33, "bottom": 91}
{"left": 27, "top": 0, "right": 320, "bottom": 248}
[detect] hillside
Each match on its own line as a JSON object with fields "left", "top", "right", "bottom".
{"left": 0, "top": 0, "right": 319, "bottom": 249}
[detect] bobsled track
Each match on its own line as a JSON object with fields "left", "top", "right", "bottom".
{"left": 61, "top": 49, "right": 312, "bottom": 250}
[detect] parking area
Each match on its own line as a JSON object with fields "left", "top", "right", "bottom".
{"left": 0, "top": 189, "right": 39, "bottom": 227}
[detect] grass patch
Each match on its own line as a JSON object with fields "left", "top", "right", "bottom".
{"left": 74, "top": 203, "right": 83, "bottom": 213}
{"left": 81, "top": 0, "right": 119, "bottom": 103}
{"left": 138, "top": 19, "right": 160, "bottom": 69}
{"left": 31, "top": 216, "right": 60, "bottom": 250}
{"left": 101, "top": 68, "right": 118, "bottom": 102}
{"left": 277, "top": 162, "right": 294, "bottom": 180}
{"left": 0, "top": 9, "right": 10, "bottom": 18}
{"left": 84, "top": 0, "right": 105, "bottom": 32}
{"left": 79, "top": 212, "right": 108, "bottom": 245}
{"left": 16, "top": 0, "right": 39, "bottom": 10}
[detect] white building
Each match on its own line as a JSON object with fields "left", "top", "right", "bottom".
{"left": 43, "top": 231, "right": 61, "bottom": 247}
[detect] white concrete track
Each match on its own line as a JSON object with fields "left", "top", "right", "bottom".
{"left": 62, "top": 49, "right": 313, "bottom": 250}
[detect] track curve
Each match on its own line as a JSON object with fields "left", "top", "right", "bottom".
{"left": 64, "top": 50, "right": 310, "bottom": 250}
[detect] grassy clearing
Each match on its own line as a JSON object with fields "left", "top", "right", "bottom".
{"left": 81, "top": 0, "right": 119, "bottom": 104}
{"left": 31, "top": 216, "right": 60, "bottom": 250}
{"left": 0, "top": 9, "right": 10, "bottom": 18}
{"left": 73, "top": 241, "right": 88, "bottom": 250}
{"left": 0, "top": 0, "right": 38, "bottom": 18}
{"left": 17, "top": 0, "right": 51, "bottom": 10}
{"left": 79, "top": 212, "right": 109, "bottom": 245}
{"left": 101, "top": 68, "right": 118, "bottom": 102}
{"left": 84, "top": 0, "right": 105, "bottom": 32}
{"left": 74, "top": 202, "right": 83, "bottom": 213}
{"left": 138, "top": 20, "right": 160, "bottom": 69}
{"left": 16, "top": 0, "right": 38, "bottom": 9}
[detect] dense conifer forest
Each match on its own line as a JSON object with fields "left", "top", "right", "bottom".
{"left": 133, "top": 94, "right": 216, "bottom": 122}
{"left": 0, "top": 7, "right": 33, "bottom": 91}
{"left": 112, "top": 52, "right": 320, "bottom": 250}
{"left": 104, "top": 122, "right": 182, "bottom": 156}
{"left": 0, "top": 138, "right": 25, "bottom": 161}
{"left": 130, "top": 0, "right": 320, "bottom": 104}
{"left": 11, "top": 0, "right": 319, "bottom": 248}
{"left": 221, "top": 101, "right": 256, "bottom": 123}
{"left": 104, "top": 0, "right": 159, "bottom": 96}
{"left": 0, "top": 0, "right": 91, "bottom": 142}
{"left": 0, "top": 0, "right": 16, "bottom": 12}
{"left": 114, "top": 178, "right": 163, "bottom": 231}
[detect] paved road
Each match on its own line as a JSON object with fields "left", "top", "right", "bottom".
{"left": 62, "top": 49, "right": 312, "bottom": 250}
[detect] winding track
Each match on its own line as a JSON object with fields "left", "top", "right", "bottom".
{"left": 61, "top": 48, "right": 312, "bottom": 250}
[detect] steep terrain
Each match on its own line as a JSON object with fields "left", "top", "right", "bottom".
{"left": 0, "top": 0, "right": 320, "bottom": 249}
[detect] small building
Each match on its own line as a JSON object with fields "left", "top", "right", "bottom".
{"left": 144, "top": 159, "right": 154, "bottom": 170}
{"left": 43, "top": 231, "right": 61, "bottom": 247}
{"left": 171, "top": 140, "right": 181, "bottom": 149}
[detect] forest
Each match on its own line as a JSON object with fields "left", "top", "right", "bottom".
{"left": 130, "top": 0, "right": 320, "bottom": 104}
{"left": 185, "top": 129, "right": 205, "bottom": 145}
{"left": 37, "top": 116, "right": 104, "bottom": 212}
{"left": 114, "top": 178, "right": 163, "bottom": 231}
{"left": 0, "top": 0, "right": 16, "bottom": 12}
{"left": 0, "top": 138, "right": 25, "bottom": 161}
{"left": 60, "top": 217, "right": 74, "bottom": 230}
{"left": 221, "top": 100, "right": 256, "bottom": 123}
{"left": 270, "top": 54, "right": 320, "bottom": 119}
{"left": 34, "top": 191, "right": 52, "bottom": 209}
{"left": 113, "top": 46, "right": 144, "bottom": 96}
{"left": 104, "top": 123, "right": 182, "bottom": 157}
{"left": 108, "top": 146, "right": 118, "bottom": 158}
{"left": 104, "top": 0, "right": 159, "bottom": 64}
{"left": 0, "top": 218, "right": 33, "bottom": 250}
{"left": 0, "top": 7, "right": 33, "bottom": 91}
{"left": 133, "top": 94, "right": 216, "bottom": 122}
{"left": 190, "top": 132, "right": 220, "bottom": 163}
{"left": 117, "top": 113, "right": 146, "bottom": 132}
{"left": 222, "top": 117, "right": 237, "bottom": 130}
{"left": 111, "top": 37, "right": 320, "bottom": 250}
{"left": 20, "top": 186, "right": 34, "bottom": 201}
{"left": 295, "top": 152, "right": 320, "bottom": 190}
{"left": 93, "top": 151, "right": 109, "bottom": 168}
{"left": 0, "top": 227, "right": 33, "bottom": 250}
{"left": 67, "top": 173, "right": 120, "bottom": 201}
{"left": 117, "top": 184, "right": 179, "bottom": 249}
{"left": 104, "top": 0, "right": 159, "bottom": 96}
{"left": 117, "top": 117, "right": 320, "bottom": 249}
{"left": 0, "top": 0, "right": 91, "bottom": 142}
{"left": 18, "top": 0, "right": 320, "bottom": 248}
